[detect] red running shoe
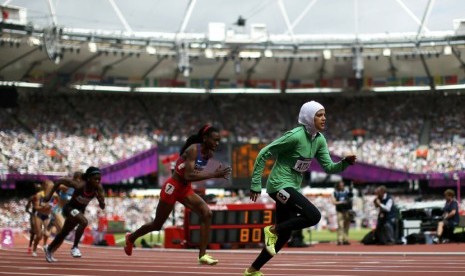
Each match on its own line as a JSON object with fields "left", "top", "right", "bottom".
{"left": 124, "top": 233, "right": 133, "bottom": 256}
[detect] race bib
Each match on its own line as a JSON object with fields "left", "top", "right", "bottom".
{"left": 293, "top": 158, "right": 312, "bottom": 172}
{"left": 277, "top": 189, "right": 290, "bottom": 204}
{"left": 177, "top": 162, "right": 185, "bottom": 171}
{"left": 165, "top": 183, "right": 175, "bottom": 195}
{"left": 70, "top": 209, "right": 80, "bottom": 217}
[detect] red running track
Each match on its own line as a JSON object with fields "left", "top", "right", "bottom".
{"left": 2, "top": 234, "right": 465, "bottom": 276}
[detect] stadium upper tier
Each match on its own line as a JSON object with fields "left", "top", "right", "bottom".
{"left": 1, "top": 1, "right": 465, "bottom": 91}
{"left": 0, "top": 92, "right": 463, "bottom": 175}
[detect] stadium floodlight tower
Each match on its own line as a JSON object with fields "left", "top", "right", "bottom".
{"left": 177, "top": 42, "right": 191, "bottom": 78}
{"left": 43, "top": 0, "right": 62, "bottom": 64}
{"left": 352, "top": 43, "right": 364, "bottom": 91}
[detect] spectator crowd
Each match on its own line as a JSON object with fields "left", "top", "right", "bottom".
{"left": 0, "top": 92, "right": 464, "bottom": 174}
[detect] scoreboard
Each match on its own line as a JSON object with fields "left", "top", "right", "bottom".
{"left": 231, "top": 144, "right": 274, "bottom": 187}
{"left": 184, "top": 203, "right": 275, "bottom": 246}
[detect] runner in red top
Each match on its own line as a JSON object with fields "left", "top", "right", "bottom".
{"left": 124, "top": 124, "right": 231, "bottom": 265}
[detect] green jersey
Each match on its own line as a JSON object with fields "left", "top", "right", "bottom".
{"left": 250, "top": 125, "right": 350, "bottom": 193}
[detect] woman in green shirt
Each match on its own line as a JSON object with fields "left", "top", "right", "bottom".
{"left": 244, "top": 101, "right": 356, "bottom": 276}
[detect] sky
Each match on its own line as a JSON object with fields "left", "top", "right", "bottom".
{"left": 5, "top": 0, "right": 465, "bottom": 35}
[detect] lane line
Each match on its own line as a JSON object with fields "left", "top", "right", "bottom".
{"left": 4, "top": 246, "right": 465, "bottom": 257}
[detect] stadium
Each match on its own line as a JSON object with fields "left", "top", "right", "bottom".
{"left": 1, "top": 0, "right": 465, "bottom": 275}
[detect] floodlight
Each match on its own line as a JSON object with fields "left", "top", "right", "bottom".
{"left": 146, "top": 46, "right": 156, "bottom": 55}
{"left": 323, "top": 49, "right": 331, "bottom": 60}
{"left": 264, "top": 49, "right": 273, "bottom": 58}
{"left": 205, "top": 48, "right": 214, "bottom": 58}
{"left": 443, "top": 45, "right": 452, "bottom": 55}
{"left": 88, "top": 42, "right": 97, "bottom": 53}
{"left": 183, "top": 67, "right": 190, "bottom": 78}
{"left": 28, "top": 37, "right": 41, "bottom": 46}
{"left": 239, "top": 51, "right": 261, "bottom": 58}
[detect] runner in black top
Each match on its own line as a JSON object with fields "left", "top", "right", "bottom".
{"left": 25, "top": 183, "right": 41, "bottom": 254}
{"left": 42, "top": 167, "right": 105, "bottom": 263}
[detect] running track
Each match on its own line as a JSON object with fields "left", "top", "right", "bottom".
{"left": 2, "top": 237, "right": 465, "bottom": 276}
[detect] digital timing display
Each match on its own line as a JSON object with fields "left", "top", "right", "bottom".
{"left": 231, "top": 144, "right": 274, "bottom": 187}
{"left": 185, "top": 204, "right": 275, "bottom": 245}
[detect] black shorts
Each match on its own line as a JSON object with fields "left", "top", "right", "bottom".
{"left": 268, "top": 187, "right": 321, "bottom": 231}
{"left": 62, "top": 204, "right": 85, "bottom": 218}
{"left": 36, "top": 213, "right": 49, "bottom": 221}
{"left": 444, "top": 219, "right": 458, "bottom": 229}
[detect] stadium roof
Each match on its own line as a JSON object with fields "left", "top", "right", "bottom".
{"left": 8, "top": 0, "right": 465, "bottom": 35}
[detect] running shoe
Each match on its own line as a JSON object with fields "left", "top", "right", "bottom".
{"left": 243, "top": 268, "right": 264, "bottom": 276}
{"left": 31, "top": 251, "right": 37, "bottom": 257}
{"left": 27, "top": 247, "right": 32, "bottom": 254}
{"left": 433, "top": 236, "right": 441, "bottom": 244}
{"left": 43, "top": 245, "right": 57, "bottom": 263}
{"left": 71, "top": 247, "right": 82, "bottom": 258}
{"left": 124, "top": 232, "right": 133, "bottom": 256}
{"left": 198, "top": 254, "right": 218, "bottom": 265}
{"left": 264, "top": 225, "right": 277, "bottom": 256}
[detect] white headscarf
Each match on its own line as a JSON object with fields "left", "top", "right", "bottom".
{"left": 298, "top": 101, "right": 325, "bottom": 138}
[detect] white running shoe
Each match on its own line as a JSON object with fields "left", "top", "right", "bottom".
{"left": 31, "top": 251, "right": 37, "bottom": 257}
{"left": 43, "top": 245, "right": 55, "bottom": 263}
{"left": 71, "top": 247, "right": 82, "bottom": 258}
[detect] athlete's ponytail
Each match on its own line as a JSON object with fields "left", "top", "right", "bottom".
{"left": 179, "top": 124, "right": 219, "bottom": 154}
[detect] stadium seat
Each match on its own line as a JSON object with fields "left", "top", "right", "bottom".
{"left": 104, "top": 234, "right": 115, "bottom": 246}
